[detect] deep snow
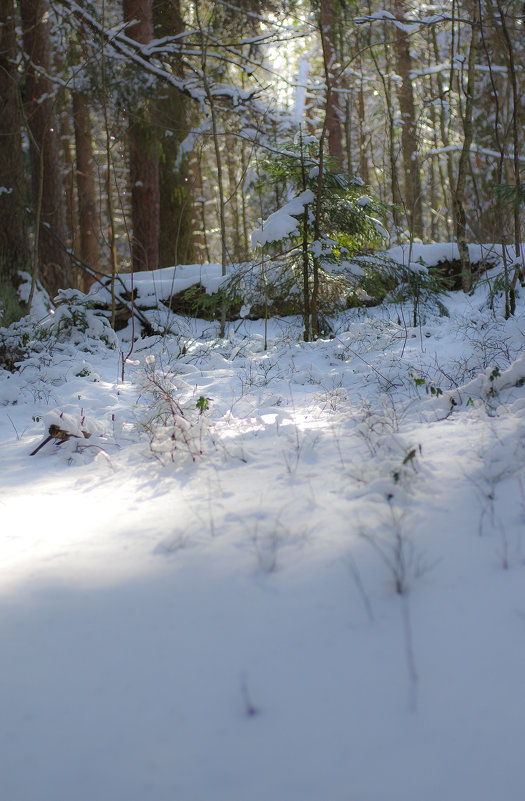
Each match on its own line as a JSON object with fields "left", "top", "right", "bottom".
{"left": 1, "top": 255, "right": 525, "bottom": 801}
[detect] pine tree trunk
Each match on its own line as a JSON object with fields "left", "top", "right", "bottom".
{"left": 320, "top": 0, "right": 343, "bottom": 169}
{"left": 189, "top": 149, "right": 207, "bottom": 264}
{"left": 156, "top": 92, "right": 194, "bottom": 267}
{"left": 225, "top": 134, "right": 242, "bottom": 262}
{"left": 493, "top": 0, "right": 522, "bottom": 263}
{"left": 240, "top": 139, "right": 250, "bottom": 257}
{"left": 344, "top": 95, "right": 353, "bottom": 174}
{"left": 371, "top": 34, "right": 402, "bottom": 231}
{"left": 123, "top": 0, "right": 160, "bottom": 272}
{"left": 393, "top": 0, "right": 423, "bottom": 239}
{"left": 0, "top": 0, "right": 30, "bottom": 322}
{"left": 60, "top": 104, "right": 80, "bottom": 264}
{"left": 431, "top": 24, "right": 455, "bottom": 238}
{"left": 354, "top": 38, "right": 370, "bottom": 185}
{"left": 153, "top": 0, "right": 193, "bottom": 267}
{"left": 72, "top": 92, "right": 101, "bottom": 290}
{"left": 195, "top": 0, "right": 227, "bottom": 334}
{"left": 19, "top": 0, "right": 72, "bottom": 297}
{"left": 453, "top": 9, "right": 480, "bottom": 292}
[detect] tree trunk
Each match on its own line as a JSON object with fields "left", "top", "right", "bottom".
{"left": 72, "top": 92, "right": 101, "bottom": 290}
{"left": 195, "top": 0, "right": 227, "bottom": 334}
{"left": 153, "top": 0, "right": 193, "bottom": 267}
{"left": 393, "top": 0, "right": 423, "bottom": 239}
{"left": 370, "top": 32, "right": 403, "bottom": 231}
{"left": 431, "top": 23, "right": 455, "bottom": 237}
{"left": 357, "top": 82, "right": 369, "bottom": 185}
{"left": 225, "top": 134, "right": 243, "bottom": 262}
{"left": 189, "top": 149, "right": 208, "bottom": 263}
{"left": 19, "top": 0, "right": 72, "bottom": 297}
{"left": 0, "top": 0, "right": 30, "bottom": 322}
{"left": 354, "top": 37, "right": 370, "bottom": 184}
{"left": 320, "top": 0, "right": 343, "bottom": 170}
{"left": 123, "top": 0, "right": 160, "bottom": 272}
{"left": 493, "top": 0, "right": 522, "bottom": 264}
{"left": 298, "top": 128, "right": 311, "bottom": 342}
{"left": 240, "top": 139, "right": 250, "bottom": 257}
{"left": 60, "top": 104, "right": 80, "bottom": 264}
{"left": 453, "top": 9, "right": 480, "bottom": 292}
{"left": 344, "top": 94, "right": 353, "bottom": 175}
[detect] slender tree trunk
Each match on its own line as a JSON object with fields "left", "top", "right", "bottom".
{"left": 225, "top": 134, "right": 242, "bottom": 261}
{"left": 240, "top": 139, "right": 250, "bottom": 257}
{"left": 312, "top": 12, "right": 340, "bottom": 340}
{"left": 123, "top": 0, "right": 160, "bottom": 272}
{"left": 0, "top": 0, "right": 30, "bottom": 322}
{"left": 200, "top": 77, "right": 226, "bottom": 275}
{"left": 320, "top": 0, "right": 343, "bottom": 169}
{"left": 72, "top": 92, "right": 101, "bottom": 291}
{"left": 60, "top": 104, "right": 80, "bottom": 263}
{"left": 189, "top": 149, "right": 207, "bottom": 263}
{"left": 354, "top": 37, "right": 370, "bottom": 184}
{"left": 19, "top": 0, "right": 72, "bottom": 297}
{"left": 431, "top": 23, "right": 455, "bottom": 238}
{"left": 344, "top": 94, "right": 353, "bottom": 174}
{"left": 453, "top": 8, "right": 480, "bottom": 292}
{"left": 494, "top": 0, "right": 522, "bottom": 266}
{"left": 430, "top": 94, "right": 449, "bottom": 240}
{"left": 99, "top": 0, "right": 118, "bottom": 326}
{"left": 357, "top": 84, "right": 369, "bottom": 184}
{"left": 480, "top": 0, "right": 509, "bottom": 312}
{"left": 393, "top": 0, "right": 423, "bottom": 239}
{"left": 195, "top": 0, "right": 227, "bottom": 333}
{"left": 298, "top": 128, "right": 311, "bottom": 342}
{"left": 427, "top": 72, "right": 438, "bottom": 242}
{"left": 370, "top": 34, "right": 402, "bottom": 231}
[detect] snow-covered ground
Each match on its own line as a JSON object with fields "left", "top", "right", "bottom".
{"left": 1, "top": 259, "right": 525, "bottom": 801}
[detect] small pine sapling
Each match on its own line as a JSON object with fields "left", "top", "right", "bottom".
{"left": 251, "top": 133, "right": 388, "bottom": 340}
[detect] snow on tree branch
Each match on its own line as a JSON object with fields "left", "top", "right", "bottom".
{"left": 251, "top": 190, "right": 315, "bottom": 249}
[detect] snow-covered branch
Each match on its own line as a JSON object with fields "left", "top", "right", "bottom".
{"left": 251, "top": 190, "right": 315, "bottom": 249}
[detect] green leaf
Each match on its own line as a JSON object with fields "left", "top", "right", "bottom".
{"left": 403, "top": 448, "right": 417, "bottom": 465}
{"left": 196, "top": 396, "right": 211, "bottom": 414}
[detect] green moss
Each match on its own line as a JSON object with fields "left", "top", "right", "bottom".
{"left": 0, "top": 280, "right": 24, "bottom": 326}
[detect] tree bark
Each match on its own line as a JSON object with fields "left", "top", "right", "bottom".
{"left": 354, "top": 36, "right": 370, "bottom": 184}
{"left": 189, "top": 148, "right": 208, "bottom": 263}
{"left": 370, "top": 32, "right": 403, "bottom": 231}
{"left": 72, "top": 92, "right": 101, "bottom": 290}
{"left": 225, "top": 134, "right": 243, "bottom": 262}
{"left": 393, "top": 0, "right": 423, "bottom": 239}
{"left": 123, "top": 0, "right": 160, "bottom": 272}
{"left": 453, "top": 8, "right": 480, "bottom": 292}
{"left": 0, "top": 0, "right": 30, "bottom": 322}
{"left": 320, "top": 0, "right": 343, "bottom": 170}
{"left": 153, "top": 0, "right": 193, "bottom": 267}
{"left": 493, "top": 0, "right": 522, "bottom": 262}
{"left": 59, "top": 104, "right": 80, "bottom": 264}
{"left": 19, "top": 0, "right": 72, "bottom": 297}
{"left": 431, "top": 23, "right": 456, "bottom": 240}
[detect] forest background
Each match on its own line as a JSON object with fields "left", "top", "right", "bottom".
{"left": 0, "top": 0, "right": 523, "bottom": 331}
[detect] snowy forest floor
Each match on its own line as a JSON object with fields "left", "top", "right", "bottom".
{"left": 1, "top": 259, "right": 525, "bottom": 801}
